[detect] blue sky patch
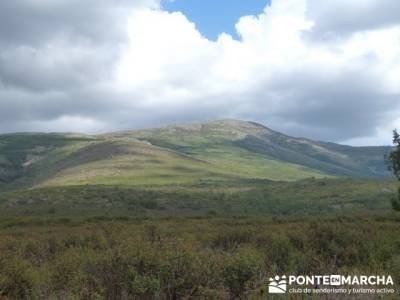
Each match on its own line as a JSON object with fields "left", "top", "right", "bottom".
{"left": 162, "top": 0, "right": 270, "bottom": 40}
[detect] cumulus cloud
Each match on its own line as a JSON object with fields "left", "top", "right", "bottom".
{"left": 307, "top": 0, "right": 400, "bottom": 38}
{"left": 0, "top": 0, "right": 399, "bottom": 145}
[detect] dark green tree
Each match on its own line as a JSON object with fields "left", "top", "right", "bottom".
{"left": 388, "top": 130, "right": 400, "bottom": 211}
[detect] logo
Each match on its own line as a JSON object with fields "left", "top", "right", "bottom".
{"left": 330, "top": 275, "right": 341, "bottom": 286}
{"left": 268, "top": 275, "right": 287, "bottom": 294}
{"left": 267, "top": 274, "right": 395, "bottom": 295}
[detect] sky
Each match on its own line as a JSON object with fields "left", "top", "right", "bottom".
{"left": 162, "top": 0, "right": 270, "bottom": 40}
{"left": 0, "top": 0, "right": 399, "bottom": 146}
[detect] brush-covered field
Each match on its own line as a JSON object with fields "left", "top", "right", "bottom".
{"left": 0, "top": 178, "right": 397, "bottom": 218}
{"left": 0, "top": 216, "right": 399, "bottom": 299}
{"left": 0, "top": 120, "right": 399, "bottom": 299}
{"left": 0, "top": 178, "right": 399, "bottom": 299}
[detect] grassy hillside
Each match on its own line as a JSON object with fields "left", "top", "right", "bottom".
{"left": 0, "top": 119, "right": 393, "bottom": 195}
{"left": 115, "top": 119, "right": 392, "bottom": 178}
{"left": 0, "top": 120, "right": 333, "bottom": 191}
{"left": 0, "top": 133, "right": 95, "bottom": 190}
{"left": 38, "top": 138, "right": 325, "bottom": 188}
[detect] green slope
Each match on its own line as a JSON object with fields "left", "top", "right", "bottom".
{"left": 0, "top": 119, "right": 392, "bottom": 192}
{"left": 35, "top": 137, "right": 326, "bottom": 188}
{"left": 110, "top": 119, "right": 392, "bottom": 178}
{"left": 0, "top": 133, "right": 95, "bottom": 190}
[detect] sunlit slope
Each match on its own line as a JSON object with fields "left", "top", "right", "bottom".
{"left": 0, "top": 132, "right": 325, "bottom": 190}
{"left": 40, "top": 138, "right": 325, "bottom": 187}
{"left": 0, "top": 119, "right": 392, "bottom": 191}
{"left": 111, "top": 119, "right": 391, "bottom": 178}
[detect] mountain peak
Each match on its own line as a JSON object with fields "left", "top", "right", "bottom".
{"left": 205, "top": 119, "right": 265, "bottom": 128}
{"left": 161, "top": 119, "right": 272, "bottom": 138}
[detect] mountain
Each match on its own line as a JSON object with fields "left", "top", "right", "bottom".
{"left": 107, "top": 119, "right": 392, "bottom": 177}
{"left": 0, "top": 119, "right": 393, "bottom": 191}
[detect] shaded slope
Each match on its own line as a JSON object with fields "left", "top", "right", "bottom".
{"left": 0, "top": 133, "right": 94, "bottom": 190}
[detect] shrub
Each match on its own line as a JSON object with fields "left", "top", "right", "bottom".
{"left": 212, "top": 228, "right": 252, "bottom": 251}
{"left": 0, "top": 258, "right": 38, "bottom": 300}
{"left": 223, "top": 248, "right": 263, "bottom": 298}
{"left": 263, "top": 234, "right": 293, "bottom": 273}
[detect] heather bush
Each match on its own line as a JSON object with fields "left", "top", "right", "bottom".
{"left": 0, "top": 216, "right": 398, "bottom": 299}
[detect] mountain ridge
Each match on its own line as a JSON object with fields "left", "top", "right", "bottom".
{"left": 0, "top": 119, "right": 393, "bottom": 191}
{"left": 107, "top": 119, "right": 392, "bottom": 177}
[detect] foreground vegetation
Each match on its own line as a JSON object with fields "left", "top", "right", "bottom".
{"left": 0, "top": 178, "right": 398, "bottom": 299}
{"left": 0, "top": 178, "right": 396, "bottom": 218}
{"left": 0, "top": 216, "right": 398, "bottom": 299}
{"left": 0, "top": 122, "right": 397, "bottom": 299}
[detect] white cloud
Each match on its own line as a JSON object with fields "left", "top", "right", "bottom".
{"left": 0, "top": 0, "right": 399, "bottom": 145}
{"left": 29, "top": 116, "right": 110, "bottom": 134}
{"left": 112, "top": 0, "right": 400, "bottom": 144}
{"left": 307, "top": 0, "right": 400, "bottom": 38}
